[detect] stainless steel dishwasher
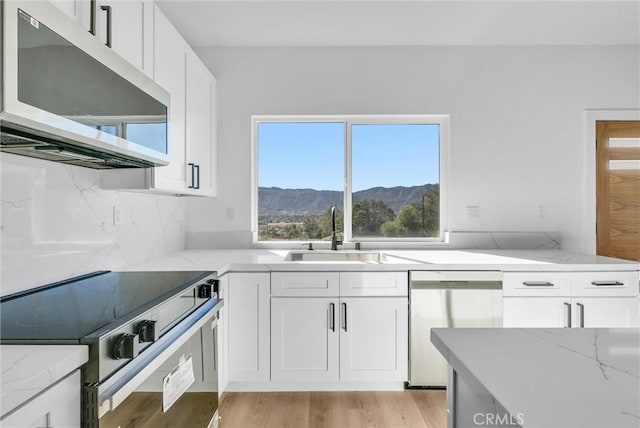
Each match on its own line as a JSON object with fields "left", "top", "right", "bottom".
{"left": 407, "top": 271, "right": 502, "bottom": 388}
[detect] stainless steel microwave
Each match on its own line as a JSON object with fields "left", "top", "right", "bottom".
{"left": 0, "top": 0, "right": 170, "bottom": 169}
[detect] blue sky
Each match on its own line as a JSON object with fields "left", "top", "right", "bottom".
{"left": 258, "top": 122, "right": 439, "bottom": 192}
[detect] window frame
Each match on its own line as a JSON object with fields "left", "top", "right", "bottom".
{"left": 251, "top": 114, "right": 450, "bottom": 248}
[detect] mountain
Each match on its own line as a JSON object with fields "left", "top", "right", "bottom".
{"left": 259, "top": 184, "right": 437, "bottom": 215}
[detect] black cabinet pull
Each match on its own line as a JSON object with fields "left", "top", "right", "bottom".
{"left": 342, "top": 302, "right": 347, "bottom": 332}
{"left": 188, "top": 163, "right": 195, "bottom": 188}
{"left": 576, "top": 302, "right": 585, "bottom": 328}
{"left": 90, "top": 0, "right": 96, "bottom": 35}
{"left": 329, "top": 303, "right": 335, "bottom": 332}
{"left": 194, "top": 164, "right": 200, "bottom": 189}
{"left": 563, "top": 302, "right": 571, "bottom": 328}
{"left": 591, "top": 281, "right": 624, "bottom": 286}
{"left": 100, "top": 5, "right": 112, "bottom": 47}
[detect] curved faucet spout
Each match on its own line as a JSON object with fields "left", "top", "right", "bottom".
{"left": 330, "top": 206, "right": 342, "bottom": 250}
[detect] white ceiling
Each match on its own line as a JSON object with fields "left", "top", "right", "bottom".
{"left": 155, "top": 0, "right": 640, "bottom": 47}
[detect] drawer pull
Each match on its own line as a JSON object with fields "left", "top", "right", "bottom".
{"left": 591, "top": 281, "right": 624, "bottom": 286}
{"left": 522, "top": 281, "right": 554, "bottom": 287}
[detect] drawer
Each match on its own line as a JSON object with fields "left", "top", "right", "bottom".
{"left": 271, "top": 272, "right": 339, "bottom": 297}
{"left": 571, "top": 271, "right": 639, "bottom": 297}
{"left": 503, "top": 272, "right": 571, "bottom": 297}
{"left": 339, "top": 272, "right": 408, "bottom": 297}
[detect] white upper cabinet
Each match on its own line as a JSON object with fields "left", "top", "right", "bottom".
{"left": 151, "top": 5, "right": 188, "bottom": 193}
{"left": 49, "top": 0, "right": 153, "bottom": 76}
{"left": 101, "top": 5, "right": 218, "bottom": 196}
{"left": 94, "top": 0, "right": 149, "bottom": 74}
{"left": 185, "top": 51, "right": 217, "bottom": 197}
{"left": 49, "top": 0, "right": 91, "bottom": 29}
{"left": 100, "top": 4, "right": 218, "bottom": 196}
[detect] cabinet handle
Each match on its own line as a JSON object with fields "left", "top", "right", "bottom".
{"left": 89, "top": 0, "right": 97, "bottom": 35}
{"left": 100, "top": 5, "right": 112, "bottom": 48}
{"left": 342, "top": 302, "right": 347, "bottom": 332}
{"left": 563, "top": 302, "right": 571, "bottom": 328}
{"left": 188, "top": 163, "right": 195, "bottom": 188}
{"left": 329, "top": 303, "right": 335, "bottom": 332}
{"left": 591, "top": 281, "right": 624, "bottom": 286}
{"left": 194, "top": 164, "right": 200, "bottom": 189}
{"left": 523, "top": 281, "right": 554, "bottom": 287}
{"left": 576, "top": 303, "right": 585, "bottom": 328}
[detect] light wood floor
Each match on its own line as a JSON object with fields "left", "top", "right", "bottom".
{"left": 219, "top": 391, "right": 446, "bottom": 428}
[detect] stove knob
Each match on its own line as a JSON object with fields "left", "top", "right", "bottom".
{"left": 112, "top": 333, "right": 139, "bottom": 360}
{"left": 138, "top": 320, "right": 157, "bottom": 343}
{"left": 198, "top": 283, "right": 212, "bottom": 299}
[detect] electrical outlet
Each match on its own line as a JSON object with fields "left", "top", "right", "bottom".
{"left": 113, "top": 206, "right": 123, "bottom": 226}
{"left": 226, "top": 207, "right": 236, "bottom": 222}
{"left": 537, "top": 205, "right": 545, "bottom": 219}
{"left": 466, "top": 205, "right": 480, "bottom": 220}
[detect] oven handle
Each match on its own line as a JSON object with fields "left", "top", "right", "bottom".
{"left": 95, "top": 299, "right": 224, "bottom": 418}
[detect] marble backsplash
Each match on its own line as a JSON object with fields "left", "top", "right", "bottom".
{"left": 0, "top": 153, "right": 186, "bottom": 296}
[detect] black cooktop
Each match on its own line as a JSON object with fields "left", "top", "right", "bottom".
{"left": 0, "top": 271, "right": 213, "bottom": 342}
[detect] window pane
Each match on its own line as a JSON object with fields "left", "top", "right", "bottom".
{"left": 257, "top": 122, "right": 344, "bottom": 241}
{"left": 351, "top": 124, "right": 439, "bottom": 238}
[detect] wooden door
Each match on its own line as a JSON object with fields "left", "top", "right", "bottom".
{"left": 596, "top": 121, "right": 640, "bottom": 261}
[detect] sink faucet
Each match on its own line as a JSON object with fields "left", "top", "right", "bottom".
{"left": 330, "top": 206, "right": 342, "bottom": 251}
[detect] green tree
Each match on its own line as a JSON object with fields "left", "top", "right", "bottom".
{"left": 381, "top": 220, "right": 405, "bottom": 237}
{"left": 352, "top": 199, "right": 395, "bottom": 236}
{"left": 421, "top": 187, "right": 439, "bottom": 236}
{"left": 303, "top": 216, "right": 322, "bottom": 240}
{"left": 284, "top": 223, "right": 301, "bottom": 240}
{"left": 397, "top": 203, "right": 422, "bottom": 233}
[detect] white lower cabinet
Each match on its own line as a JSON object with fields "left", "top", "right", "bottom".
{"left": 226, "top": 273, "right": 270, "bottom": 383}
{"left": 271, "top": 296, "right": 408, "bottom": 384}
{"left": 573, "top": 297, "right": 639, "bottom": 327}
{"left": 270, "top": 272, "right": 408, "bottom": 387}
{"left": 503, "top": 297, "right": 568, "bottom": 328}
{"left": 340, "top": 297, "right": 408, "bottom": 381}
{"left": 271, "top": 297, "right": 339, "bottom": 382}
{"left": 503, "top": 271, "right": 639, "bottom": 328}
{"left": 0, "top": 370, "right": 81, "bottom": 428}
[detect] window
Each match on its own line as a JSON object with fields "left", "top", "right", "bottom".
{"left": 253, "top": 115, "right": 448, "bottom": 244}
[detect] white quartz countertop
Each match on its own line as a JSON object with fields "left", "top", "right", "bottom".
{"left": 1, "top": 345, "right": 88, "bottom": 416}
{"left": 431, "top": 328, "right": 640, "bottom": 428}
{"left": 122, "top": 249, "right": 640, "bottom": 274}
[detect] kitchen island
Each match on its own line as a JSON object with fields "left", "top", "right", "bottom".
{"left": 430, "top": 328, "right": 640, "bottom": 428}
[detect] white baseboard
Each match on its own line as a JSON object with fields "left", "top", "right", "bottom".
{"left": 224, "top": 381, "right": 405, "bottom": 392}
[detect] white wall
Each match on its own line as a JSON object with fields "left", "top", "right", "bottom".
{"left": 186, "top": 46, "right": 639, "bottom": 251}
{"left": 0, "top": 153, "right": 185, "bottom": 295}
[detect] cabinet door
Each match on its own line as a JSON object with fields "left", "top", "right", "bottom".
{"left": 574, "top": 297, "right": 640, "bottom": 328}
{"left": 95, "top": 0, "right": 143, "bottom": 70}
{"left": 152, "top": 6, "right": 188, "bottom": 192}
{"left": 0, "top": 370, "right": 81, "bottom": 428}
{"left": 502, "top": 297, "right": 569, "bottom": 328}
{"left": 227, "top": 273, "right": 270, "bottom": 382}
{"left": 49, "top": 0, "right": 86, "bottom": 23}
{"left": 340, "top": 297, "right": 408, "bottom": 382}
{"left": 271, "top": 297, "right": 339, "bottom": 382}
{"left": 185, "top": 51, "right": 216, "bottom": 196}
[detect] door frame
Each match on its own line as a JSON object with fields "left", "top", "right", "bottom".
{"left": 583, "top": 109, "right": 640, "bottom": 254}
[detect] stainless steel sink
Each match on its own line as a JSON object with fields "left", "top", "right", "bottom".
{"left": 284, "top": 250, "right": 384, "bottom": 263}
